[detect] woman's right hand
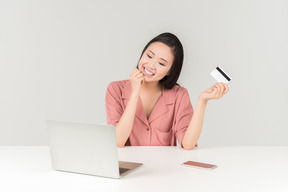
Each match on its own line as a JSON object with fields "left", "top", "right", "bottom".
{"left": 129, "top": 69, "right": 144, "bottom": 97}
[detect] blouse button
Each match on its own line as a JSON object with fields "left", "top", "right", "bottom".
{"left": 146, "top": 128, "right": 149, "bottom": 131}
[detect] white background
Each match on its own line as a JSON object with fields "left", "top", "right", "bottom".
{"left": 0, "top": 0, "right": 287, "bottom": 146}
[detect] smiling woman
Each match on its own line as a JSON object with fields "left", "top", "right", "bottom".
{"left": 105, "top": 32, "right": 229, "bottom": 150}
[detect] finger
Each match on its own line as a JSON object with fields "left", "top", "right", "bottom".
{"left": 211, "top": 87, "right": 218, "bottom": 97}
{"left": 213, "top": 83, "right": 221, "bottom": 89}
{"left": 219, "top": 83, "right": 225, "bottom": 95}
{"left": 217, "top": 83, "right": 228, "bottom": 97}
{"left": 135, "top": 71, "right": 144, "bottom": 79}
{"left": 132, "top": 69, "right": 141, "bottom": 76}
{"left": 135, "top": 76, "right": 144, "bottom": 83}
{"left": 218, "top": 83, "right": 228, "bottom": 98}
{"left": 135, "top": 71, "right": 144, "bottom": 77}
{"left": 223, "top": 84, "right": 229, "bottom": 94}
{"left": 206, "top": 87, "right": 213, "bottom": 93}
{"left": 130, "top": 70, "right": 137, "bottom": 78}
{"left": 136, "top": 75, "right": 145, "bottom": 84}
{"left": 130, "top": 69, "right": 141, "bottom": 79}
{"left": 134, "top": 73, "right": 144, "bottom": 82}
{"left": 214, "top": 84, "right": 221, "bottom": 98}
{"left": 131, "top": 68, "right": 139, "bottom": 75}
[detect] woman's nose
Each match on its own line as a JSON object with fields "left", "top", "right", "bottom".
{"left": 148, "top": 60, "right": 157, "bottom": 69}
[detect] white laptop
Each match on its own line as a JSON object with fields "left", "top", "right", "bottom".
{"left": 47, "top": 120, "right": 142, "bottom": 179}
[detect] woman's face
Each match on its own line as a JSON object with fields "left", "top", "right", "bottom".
{"left": 138, "top": 42, "right": 174, "bottom": 84}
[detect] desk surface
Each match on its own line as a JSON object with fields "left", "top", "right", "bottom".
{"left": 1, "top": 146, "right": 288, "bottom": 192}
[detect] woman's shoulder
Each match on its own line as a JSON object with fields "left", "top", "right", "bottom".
{"left": 170, "top": 85, "right": 192, "bottom": 106}
{"left": 170, "top": 84, "right": 189, "bottom": 95}
{"left": 107, "top": 80, "right": 130, "bottom": 96}
{"left": 108, "top": 80, "right": 129, "bottom": 88}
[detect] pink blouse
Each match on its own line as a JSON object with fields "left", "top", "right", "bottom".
{"left": 105, "top": 80, "right": 194, "bottom": 147}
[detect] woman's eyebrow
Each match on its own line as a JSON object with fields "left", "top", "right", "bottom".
{"left": 148, "top": 50, "right": 168, "bottom": 63}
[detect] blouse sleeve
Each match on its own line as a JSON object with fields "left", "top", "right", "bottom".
{"left": 105, "top": 82, "right": 124, "bottom": 126}
{"left": 173, "top": 88, "right": 194, "bottom": 147}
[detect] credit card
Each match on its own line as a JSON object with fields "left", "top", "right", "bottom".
{"left": 210, "top": 66, "right": 231, "bottom": 83}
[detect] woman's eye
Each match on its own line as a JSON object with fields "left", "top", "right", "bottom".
{"left": 147, "top": 54, "right": 152, "bottom": 58}
{"left": 159, "top": 63, "right": 165, "bottom": 66}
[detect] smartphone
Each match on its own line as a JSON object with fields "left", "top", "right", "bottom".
{"left": 182, "top": 161, "right": 217, "bottom": 170}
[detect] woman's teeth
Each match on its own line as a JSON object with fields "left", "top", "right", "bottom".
{"left": 144, "top": 68, "right": 154, "bottom": 75}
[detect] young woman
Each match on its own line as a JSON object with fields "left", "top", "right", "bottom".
{"left": 105, "top": 32, "right": 229, "bottom": 150}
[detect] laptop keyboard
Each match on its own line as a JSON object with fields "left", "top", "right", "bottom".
{"left": 119, "top": 168, "right": 130, "bottom": 175}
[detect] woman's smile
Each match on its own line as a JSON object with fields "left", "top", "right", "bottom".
{"left": 143, "top": 67, "right": 154, "bottom": 77}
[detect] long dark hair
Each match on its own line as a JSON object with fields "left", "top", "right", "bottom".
{"left": 138, "top": 32, "right": 184, "bottom": 89}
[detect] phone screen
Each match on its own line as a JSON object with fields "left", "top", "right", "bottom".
{"left": 182, "top": 161, "right": 217, "bottom": 170}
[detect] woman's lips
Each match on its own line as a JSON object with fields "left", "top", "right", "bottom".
{"left": 143, "top": 67, "right": 154, "bottom": 76}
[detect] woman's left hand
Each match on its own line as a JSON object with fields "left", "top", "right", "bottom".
{"left": 200, "top": 83, "right": 229, "bottom": 102}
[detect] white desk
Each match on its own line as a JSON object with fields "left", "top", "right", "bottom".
{"left": 1, "top": 146, "right": 288, "bottom": 192}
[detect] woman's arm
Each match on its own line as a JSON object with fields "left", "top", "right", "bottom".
{"left": 115, "top": 69, "right": 144, "bottom": 147}
{"left": 115, "top": 93, "right": 138, "bottom": 147}
{"left": 182, "top": 83, "right": 229, "bottom": 150}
